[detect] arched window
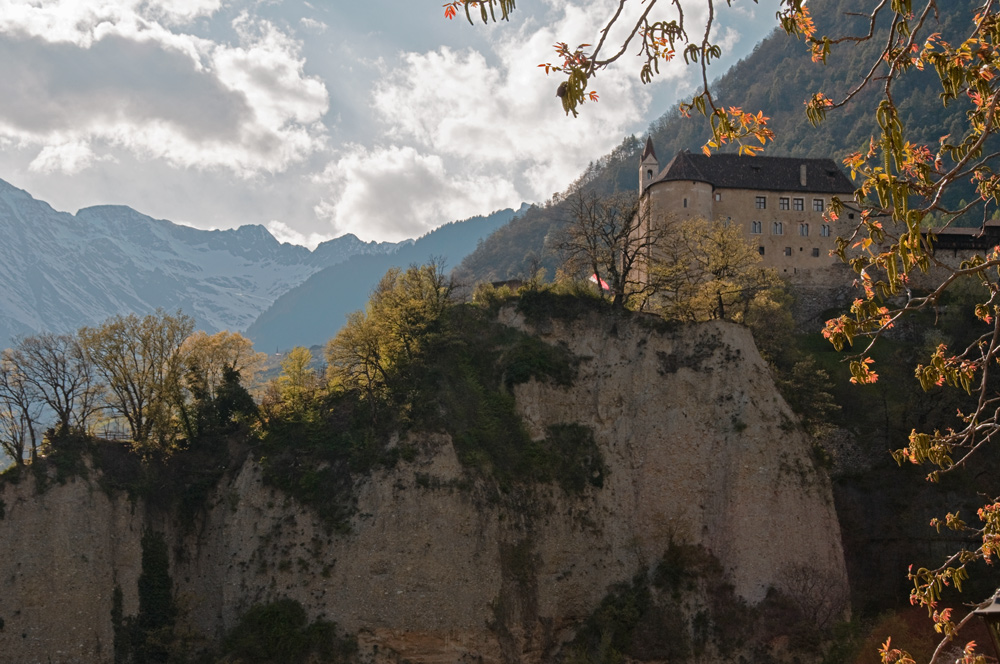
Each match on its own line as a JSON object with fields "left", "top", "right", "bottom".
{"left": 750, "top": 220, "right": 762, "bottom": 234}
{"left": 820, "top": 224, "right": 831, "bottom": 237}
{"left": 799, "top": 223, "right": 809, "bottom": 236}
{"left": 773, "top": 221, "right": 783, "bottom": 235}
{"left": 647, "top": 169, "right": 653, "bottom": 179}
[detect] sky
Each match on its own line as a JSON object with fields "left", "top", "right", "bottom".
{"left": 0, "top": 0, "right": 779, "bottom": 246}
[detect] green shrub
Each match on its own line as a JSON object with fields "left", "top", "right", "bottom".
{"left": 259, "top": 299, "right": 597, "bottom": 522}
{"left": 563, "top": 543, "right": 840, "bottom": 663}
{"left": 516, "top": 288, "right": 610, "bottom": 324}
{"left": 220, "top": 599, "right": 356, "bottom": 664}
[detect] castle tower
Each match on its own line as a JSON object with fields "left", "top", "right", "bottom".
{"left": 640, "top": 137, "right": 659, "bottom": 192}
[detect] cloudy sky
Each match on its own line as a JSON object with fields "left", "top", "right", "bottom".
{"left": 0, "top": 0, "right": 778, "bottom": 246}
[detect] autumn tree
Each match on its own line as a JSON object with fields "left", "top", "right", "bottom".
{"left": 326, "top": 310, "right": 389, "bottom": 405}
{"left": 79, "top": 310, "right": 194, "bottom": 452}
{"left": 275, "top": 346, "right": 318, "bottom": 414}
{"left": 559, "top": 190, "right": 666, "bottom": 309}
{"left": 174, "top": 331, "right": 263, "bottom": 440}
{"left": 179, "top": 330, "right": 265, "bottom": 400}
{"left": 652, "top": 217, "right": 784, "bottom": 323}
{"left": 326, "top": 261, "right": 453, "bottom": 402}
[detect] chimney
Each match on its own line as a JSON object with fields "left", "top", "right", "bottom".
{"left": 800, "top": 164, "right": 808, "bottom": 187}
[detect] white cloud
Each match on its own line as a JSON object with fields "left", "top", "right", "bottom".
{"left": 374, "top": 1, "right": 706, "bottom": 194}
{"left": 265, "top": 219, "right": 332, "bottom": 249}
{"left": 299, "top": 17, "right": 327, "bottom": 33}
{"left": 145, "top": 0, "right": 222, "bottom": 23}
{"left": 364, "top": 0, "right": 750, "bottom": 215}
{"left": 28, "top": 140, "right": 107, "bottom": 174}
{"left": 0, "top": 2, "right": 329, "bottom": 177}
{"left": 314, "top": 145, "right": 518, "bottom": 242}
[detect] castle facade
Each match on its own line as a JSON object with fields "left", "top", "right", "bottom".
{"left": 639, "top": 139, "right": 856, "bottom": 279}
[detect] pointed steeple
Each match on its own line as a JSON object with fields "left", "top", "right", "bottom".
{"left": 640, "top": 137, "right": 659, "bottom": 191}
{"left": 641, "top": 137, "right": 657, "bottom": 161}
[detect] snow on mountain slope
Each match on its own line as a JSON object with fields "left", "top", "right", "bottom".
{"left": 0, "top": 178, "right": 400, "bottom": 350}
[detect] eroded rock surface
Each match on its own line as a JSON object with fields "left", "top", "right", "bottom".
{"left": 0, "top": 312, "right": 848, "bottom": 663}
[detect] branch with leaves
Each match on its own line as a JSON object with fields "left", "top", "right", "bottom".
{"left": 444, "top": 0, "right": 785, "bottom": 153}
{"left": 802, "top": 3, "right": 1000, "bottom": 660}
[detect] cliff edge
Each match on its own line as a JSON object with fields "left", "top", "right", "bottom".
{"left": 0, "top": 308, "right": 848, "bottom": 663}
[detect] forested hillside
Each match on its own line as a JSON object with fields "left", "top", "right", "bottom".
{"left": 454, "top": 0, "right": 984, "bottom": 285}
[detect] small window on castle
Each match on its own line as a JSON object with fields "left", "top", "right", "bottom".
{"left": 779, "top": 197, "right": 790, "bottom": 210}
{"left": 758, "top": 246, "right": 765, "bottom": 255}
{"left": 812, "top": 248, "right": 821, "bottom": 257}
{"left": 647, "top": 169, "right": 653, "bottom": 179}
{"left": 750, "top": 220, "right": 762, "bottom": 234}
{"left": 755, "top": 196, "right": 766, "bottom": 209}
{"left": 799, "top": 223, "right": 809, "bottom": 236}
{"left": 820, "top": 224, "right": 831, "bottom": 237}
{"left": 784, "top": 247, "right": 792, "bottom": 256}
{"left": 715, "top": 192, "right": 722, "bottom": 201}
{"left": 683, "top": 198, "right": 688, "bottom": 208}
{"left": 813, "top": 198, "right": 825, "bottom": 212}
{"left": 773, "top": 221, "right": 783, "bottom": 235}
{"left": 793, "top": 198, "right": 804, "bottom": 211}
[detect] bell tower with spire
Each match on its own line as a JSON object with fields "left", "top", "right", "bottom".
{"left": 640, "top": 137, "right": 658, "bottom": 192}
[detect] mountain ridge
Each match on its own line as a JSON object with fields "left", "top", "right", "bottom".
{"left": 245, "top": 204, "right": 527, "bottom": 351}
{"left": 0, "top": 178, "right": 402, "bottom": 350}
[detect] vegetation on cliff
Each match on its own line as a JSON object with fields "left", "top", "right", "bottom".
{"left": 111, "top": 532, "right": 356, "bottom": 664}
{"left": 256, "top": 268, "right": 604, "bottom": 530}
{"left": 563, "top": 541, "right": 849, "bottom": 664}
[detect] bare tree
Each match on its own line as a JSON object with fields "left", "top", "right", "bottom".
{"left": 559, "top": 190, "right": 666, "bottom": 309}
{"left": 0, "top": 351, "right": 42, "bottom": 465}
{"left": 10, "top": 332, "right": 101, "bottom": 435}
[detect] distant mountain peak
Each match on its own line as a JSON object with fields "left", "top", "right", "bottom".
{"left": 0, "top": 183, "right": 405, "bottom": 351}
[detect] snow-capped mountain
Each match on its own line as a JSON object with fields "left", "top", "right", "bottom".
{"left": 0, "top": 178, "right": 400, "bottom": 350}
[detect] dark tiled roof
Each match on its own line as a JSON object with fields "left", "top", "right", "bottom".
{"left": 930, "top": 221, "right": 1000, "bottom": 251}
{"left": 641, "top": 137, "right": 657, "bottom": 161}
{"left": 654, "top": 151, "right": 854, "bottom": 194}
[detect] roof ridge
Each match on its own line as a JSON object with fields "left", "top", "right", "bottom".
{"left": 650, "top": 150, "right": 854, "bottom": 193}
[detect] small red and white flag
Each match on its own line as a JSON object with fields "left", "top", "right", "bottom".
{"left": 589, "top": 274, "right": 610, "bottom": 291}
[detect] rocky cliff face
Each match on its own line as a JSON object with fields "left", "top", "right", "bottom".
{"left": 0, "top": 313, "right": 849, "bottom": 663}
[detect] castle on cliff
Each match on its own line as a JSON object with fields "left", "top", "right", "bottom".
{"left": 639, "top": 138, "right": 855, "bottom": 278}
{"left": 638, "top": 138, "right": 1000, "bottom": 281}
